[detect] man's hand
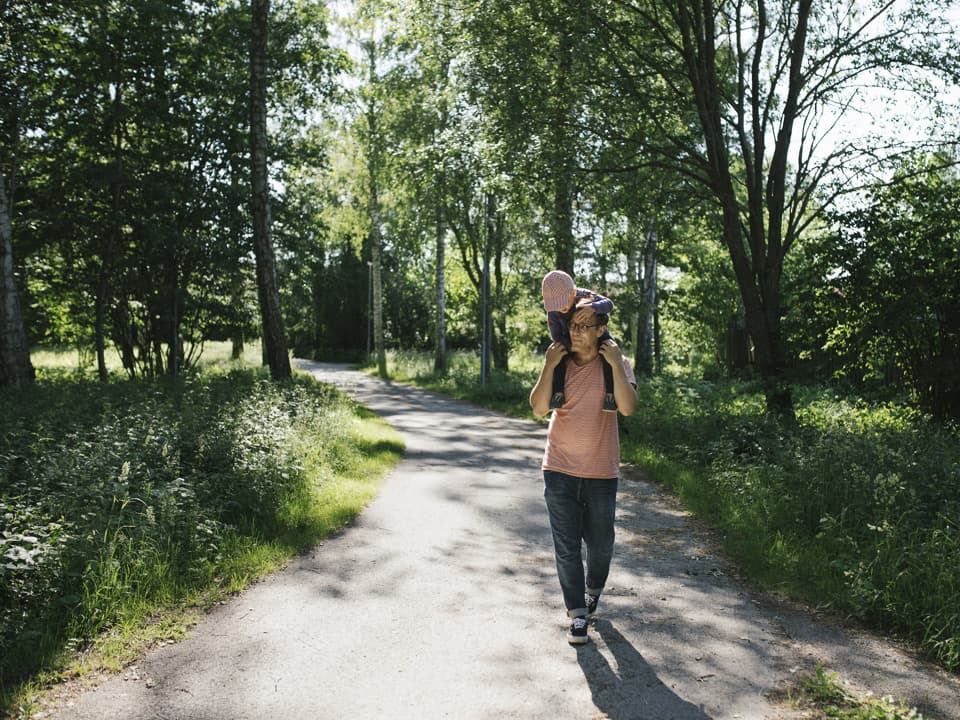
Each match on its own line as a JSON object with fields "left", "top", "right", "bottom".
{"left": 530, "top": 342, "right": 569, "bottom": 416}
{"left": 598, "top": 338, "right": 638, "bottom": 416}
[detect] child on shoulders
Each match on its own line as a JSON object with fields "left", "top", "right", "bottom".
{"left": 541, "top": 269, "right": 617, "bottom": 412}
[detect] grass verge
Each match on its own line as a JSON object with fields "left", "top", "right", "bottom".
{"left": 1, "top": 350, "right": 403, "bottom": 719}
{"left": 782, "top": 664, "right": 925, "bottom": 719}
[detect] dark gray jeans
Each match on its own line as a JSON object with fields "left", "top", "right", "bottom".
{"left": 543, "top": 470, "right": 618, "bottom": 618}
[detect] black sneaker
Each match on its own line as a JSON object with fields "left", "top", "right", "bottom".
{"left": 602, "top": 393, "right": 617, "bottom": 412}
{"left": 567, "top": 616, "right": 589, "bottom": 645}
{"left": 587, "top": 594, "right": 600, "bottom": 617}
{"left": 549, "top": 391, "right": 565, "bottom": 410}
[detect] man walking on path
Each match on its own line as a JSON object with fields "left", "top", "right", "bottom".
{"left": 530, "top": 300, "right": 637, "bottom": 644}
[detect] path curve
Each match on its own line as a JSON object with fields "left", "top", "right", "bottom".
{"left": 49, "top": 362, "right": 959, "bottom": 720}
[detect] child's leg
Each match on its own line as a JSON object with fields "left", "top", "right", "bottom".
{"left": 598, "top": 333, "right": 617, "bottom": 412}
{"left": 550, "top": 355, "right": 569, "bottom": 409}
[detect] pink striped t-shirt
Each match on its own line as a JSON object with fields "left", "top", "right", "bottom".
{"left": 542, "top": 355, "right": 636, "bottom": 479}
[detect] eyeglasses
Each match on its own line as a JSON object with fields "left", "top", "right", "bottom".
{"left": 569, "top": 322, "right": 599, "bottom": 333}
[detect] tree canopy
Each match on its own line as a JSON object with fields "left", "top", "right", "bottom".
{"left": 2, "top": 0, "right": 959, "bottom": 419}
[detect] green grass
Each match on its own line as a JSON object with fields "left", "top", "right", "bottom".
{"left": 1, "top": 345, "right": 404, "bottom": 718}
{"left": 785, "top": 664, "right": 924, "bottom": 719}
{"left": 364, "top": 348, "right": 543, "bottom": 418}
{"left": 30, "top": 339, "right": 265, "bottom": 378}
{"left": 378, "top": 350, "right": 960, "bottom": 675}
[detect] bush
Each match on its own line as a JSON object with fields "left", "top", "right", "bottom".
{"left": 0, "top": 369, "right": 351, "bottom": 686}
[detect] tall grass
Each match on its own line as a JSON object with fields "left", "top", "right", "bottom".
{"left": 384, "top": 351, "right": 960, "bottom": 672}
{"left": 373, "top": 349, "right": 542, "bottom": 417}
{"left": 1, "top": 348, "right": 403, "bottom": 714}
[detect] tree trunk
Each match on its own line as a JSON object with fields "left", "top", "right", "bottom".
{"left": 98, "top": 51, "right": 124, "bottom": 383}
{"left": 636, "top": 227, "right": 658, "bottom": 376}
{"left": 370, "top": 198, "right": 386, "bottom": 377}
{"left": 112, "top": 305, "right": 137, "bottom": 376}
{"left": 167, "top": 274, "right": 181, "bottom": 377}
{"left": 361, "top": 36, "right": 388, "bottom": 378}
{"left": 551, "top": 24, "right": 576, "bottom": 274}
{"left": 491, "top": 196, "right": 508, "bottom": 372}
{"left": 671, "top": 1, "right": 798, "bottom": 419}
{"left": 553, "top": 172, "right": 575, "bottom": 274}
{"left": 94, "top": 273, "right": 109, "bottom": 381}
{"left": 0, "top": 174, "right": 34, "bottom": 387}
{"left": 230, "top": 280, "right": 245, "bottom": 359}
{"left": 624, "top": 224, "right": 640, "bottom": 363}
{"left": 432, "top": 44, "right": 450, "bottom": 374}
{"left": 720, "top": 204, "right": 793, "bottom": 416}
{"left": 479, "top": 194, "right": 492, "bottom": 383}
{"left": 434, "top": 177, "right": 447, "bottom": 373}
{"left": 250, "top": 0, "right": 291, "bottom": 380}
{"left": 654, "top": 303, "right": 661, "bottom": 374}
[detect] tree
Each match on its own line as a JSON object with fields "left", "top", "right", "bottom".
{"left": 359, "top": 33, "right": 389, "bottom": 377}
{"left": 401, "top": 0, "right": 455, "bottom": 372}
{"left": 0, "top": 0, "right": 54, "bottom": 386}
{"left": 17, "top": 1, "right": 261, "bottom": 379}
{"left": 582, "top": 0, "right": 960, "bottom": 417}
{"left": 461, "top": 0, "right": 598, "bottom": 273}
{"left": 0, "top": 175, "right": 32, "bottom": 386}
{"left": 250, "top": 0, "right": 292, "bottom": 379}
{"left": 794, "top": 155, "right": 960, "bottom": 418}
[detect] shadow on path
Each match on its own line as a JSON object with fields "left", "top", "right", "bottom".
{"left": 577, "top": 619, "right": 712, "bottom": 720}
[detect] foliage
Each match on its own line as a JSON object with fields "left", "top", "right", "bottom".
{"left": 789, "top": 155, "right": 960, "bottom": 419}
{"left": 662, "top": 211, "right": 742, "bottom": 373}
{"left": 0, "top": 363, "right": 403, "bottom": 697}
{"left": 622, "top": 375, "right": 960, "bottom": 672}
{"left": 9, "top": 0, "right": 342, "bottom": 378}
{"left": 790, "top": 664, "right": 924, "bottom": 720}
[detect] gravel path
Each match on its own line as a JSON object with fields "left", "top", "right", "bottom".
{"left": 47, "top": 362, "right": 959, "bottom": 720}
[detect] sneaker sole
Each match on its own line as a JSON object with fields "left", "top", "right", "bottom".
{"left": 567, "top": 634, "right": 589, "bottom": 645}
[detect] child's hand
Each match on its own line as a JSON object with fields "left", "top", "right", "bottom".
{"left": 598, "top": 338, "right": 623, "bottom": 364}
{"left": 545, "top": 341, "right": 569, "bottom": 368}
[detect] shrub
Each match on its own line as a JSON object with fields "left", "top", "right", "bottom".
{"left": 0, "top": 369, "right": 351, "bottom": 686}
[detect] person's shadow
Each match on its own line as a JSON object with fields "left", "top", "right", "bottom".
{"left": 576, "top": 619, "right": 712, "bottom": 720}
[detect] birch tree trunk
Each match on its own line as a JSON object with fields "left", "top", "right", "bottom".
{"left": 362, "top": 36, "right": 387, "bottom": 378}
{"left": 434, "top": 194, "right": 446, "bottom": 372}
{"left": 431, "top": 12, "right": 450, "bottom": 374}
{"left": 370, "top": 189, "right": 386, "bottom": 377}
{"left": 0, "top": 173, "right": 34, "bottom": 386}
{"left": 625, "top": 228, "right": 639, "bottom": 361}
{"left": 636, "top": 227, "right": 658, "bottom": 376}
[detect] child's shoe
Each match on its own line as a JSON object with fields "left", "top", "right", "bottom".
{"left": 602, "top": 393, "right": 617, "bottom": 413}
{"left": 550, "top": 392, "right": 565, "bottom": 410}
